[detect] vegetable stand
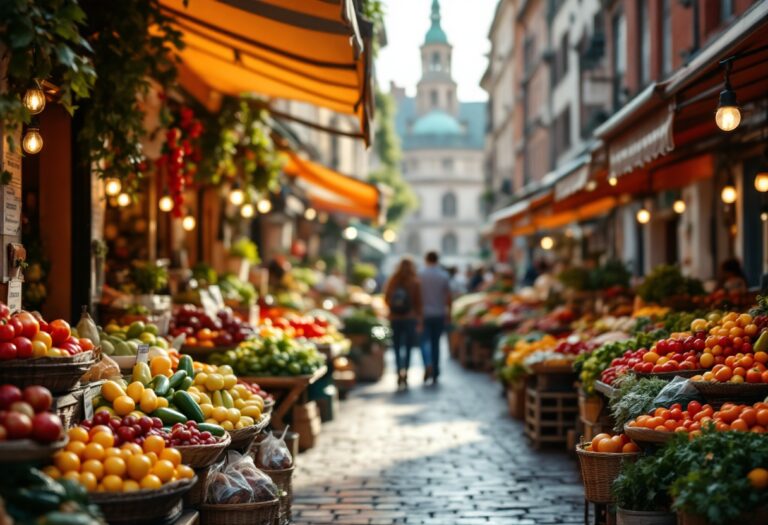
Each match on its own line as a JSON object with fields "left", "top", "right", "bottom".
{"left": 239, "top": 366, "right": 327, "bottom": 431}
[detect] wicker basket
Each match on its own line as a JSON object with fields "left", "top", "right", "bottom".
{"left": 691, "top": 381, "right": 768, "bottom": 404}
{"left": 176, "top": 433, "right": 231, "bottom": 468}
{"left": 575, "top": 444, "right": 639, "bottom": 503}
{"left": 623, "top": 425, "right": 675, "bottom": 445}
{"left": 0, "top": 352, "right": 95, "bottom": 393}
{"left": 0, "top": 437, "right": 68, "bottom": 463}
{"left": 579, "top": 391, "right": 604, "bottom": 424}
{"left": 634, "top": 369, "right": 705, "bottom": 380}
{"left": 263, "top": 399, "right": 275, "bottom": 416}
{"left": 228, "top": 414, "right": 271, "bottom": 453}
{"left": 199, "top": 499, "right": 279, "bottom": 525}
{"left": 184, "top": 465, "right": 213, "bottom": 509}
{"left": 261, "top": 466, "right": 294, "bottom": 525}
{"left": 90, "top": 477, "right": 195, "bottom": 524}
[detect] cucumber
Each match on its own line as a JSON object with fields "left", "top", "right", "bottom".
{"left": 151, "top": 407, "right": 187, "bottom": 425}
{"left": 180, "top": 376, "right": 193, "bottom": 391}
{"left": 178, "top": 355, "right": 194, "bottom": 376}
{"left": 151, "top": 375, "right": 170, "bottom": 397}
{"left": 168, "top": 370, "right": 187, "bottom": 389}
{"left": 166, "top": 387, "right": 175, "bottom": 398}
{"left": 173, "top": 391, "right": 205, "bottom": 423}
{"left": 11, "top": 488, "right": 62, "bottom": 511}
{"left": 198, "top": 422, "right": 226, "bottom": 437}
{"left": 58, "top": 478, "right": 88, "bottom": 504}
{"left": 40, "top": 511, "right": 101, "bottom": 525}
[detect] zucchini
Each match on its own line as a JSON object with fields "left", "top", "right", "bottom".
{"left": 40, "top": 511, "right": 101, "bottom": 525}
{"left": 59, "top": 478, "right": 88, "bottom": 504}
{"left": 173, "top": 391, "right": 205, "bottom": 423}
{"left": 178, "top": 355, "right": 194, "bottom": 376}
{"left": 151, "top": 375, "right": 170, "bottom": 397}
{"left": 180, "top": 376, "right": 193, "bottom": 391}
{"left": 11, "top": 488, "right": 62, "bottom": 511}
{"left": 198, "top": 422, "right": 226, "bottom": 437}
{"left": 168, "top": 370, "right": 187, "bottom": 389}
{"left": 151, "top": 407, "right": 187, "bottom": 425}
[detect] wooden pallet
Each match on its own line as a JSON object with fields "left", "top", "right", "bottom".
{"left": 524, "top": 387, "right": 578, "bottom": 449}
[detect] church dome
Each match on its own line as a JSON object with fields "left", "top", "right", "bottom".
{"left": 411, "top": 110, "right": 463, "bottom": 136}
{"left": 424, "top": 0, "right": 448, "bottom": 44}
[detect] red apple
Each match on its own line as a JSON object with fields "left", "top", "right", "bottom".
{"left": 10, "top": 401, "right": 34, "bottom": 418}
{"left": 22, "top": 386, "right": 52, "bottom": 413}
{"left": 31, "top": 413, "right": 62, "bottom": 443}
{"left": 5, "top": 412, "right": 32, "bottom": 439}
{"left": 0, "top": 385, "right": 21, "bottom": 409}
{"left": 13, "top": 337, "right": 32, "bottom": 359}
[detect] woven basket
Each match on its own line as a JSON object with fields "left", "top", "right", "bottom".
{"left": 691, "top": 381, "right": 768, "bottom": 403}
{"left": 575, "top": 444, "right": 639, "bottom": 503}
{"left": 634, "top": 369, "right": 705, "bottom": 380}
{"left": 90, "top": 477, "right": 195, "bottom": 524}
{"left": 176, "top": 433, "right": 231, "bottom": 468}
{"left": 263, "top": 399, "right": 275, "bottom": 416}
{"left": 184, "top": 465, "right": 213, "bottom": 508}
{"left": 623, "top": 425, "right": 676, "bottom": 445}
{"left": 228, "top": 414, "right": 271, "bottom": 453}
{"left": 0, "top": 352, "right": 95, "bottom": 393}
{"left": 262, "top": 466, "right": 294, "bottom": 525}
{"left": 200, "top": 499, "right": 279, "bottom": 525}
{"left": 0, "top": 437, "right": 68, "bottom": 463}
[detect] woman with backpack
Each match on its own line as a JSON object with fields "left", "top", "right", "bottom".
{"left": 384, "top": 257, "right": 423, "bottom": 390}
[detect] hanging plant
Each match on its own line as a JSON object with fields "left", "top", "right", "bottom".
{"left": 0, "top": 0, "right": 96, "bottom": 145}
{"left": 156, "top": 104, "right": 204, "bottom": 217}
{"left": 199, "top": 97, "right": 283, "bottom": 196}
{"left": 77, "top": 0, "right": 183, "bottom": 187}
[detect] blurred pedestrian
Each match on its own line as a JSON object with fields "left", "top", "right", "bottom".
{"left": 419, "top": 251, "right": 452, "bottom": 384}
{"left": 384, "top": 257, "right": 422, "bottom": 390}
{"left": 719, "top": 258, "right": 748, "bottom": 293}
{"left": 469, "top": 266, "right": 485, "bottom": 292}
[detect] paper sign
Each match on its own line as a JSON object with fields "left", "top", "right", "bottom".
{"left": 171, "top": 333, "right": 186, "bottom": 350}
{"left": 207, "top": 285, "right": 225, "bottom": 310}
{"left": 199, "top": 289, "right": 218, "bottom": 321}
{"left": 83, "top": 388, "right": 95, "bottom": 420}
{"left": 136, "top": 343, "right": 150, "bottom": 363}
{"left": 6, "top": 280, "right": 21, "bottom": 313}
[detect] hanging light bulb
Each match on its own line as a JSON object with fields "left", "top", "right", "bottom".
{"left": 540, "top": 236, "right": 554, "bottom": 250}
{"left": 257, "top": 199, "right": 272, "bottom": 214}
{"left": 22, "top": 81, "right": 46, "bottom": 115}
{"left": 608, "top": 176, "right": 618, "bottom": 187}
{"left": 636, "top": 208, "right": 651, "bottom": 224}
{"left": 158, "top": 195, "right": 174, "bottom": 212}
{"left": 229, "top": 187, "right": 245, "bottom": 206}
{"left": 105, "top": 178, "right": 122, "bottom": 196}
{"left": 240, "top": 203, "right": 255, "bottom": 218}
{"left": 116, "top": 192, "right": 131, "bottom": 207}
{"left": 383, "top": 229, "right": 397, "bottom": 243}
{"left": 715, "top": 62, "right": 741, "bottom": 132}
{"left": 761, "top": 212, "right": 768, "bottom": 222}
{"left": 755, "top": 173, "right": 768, "bottom": 193}
{"left": 343, "top": 226, "right": 358, "bottom": 240}
{"left": 182, "top": 215, "right": 196, "bottom": 231}
{"left": 721, "top": 185, "right": 737, "bottom": 204}
{"left": 586, "top": 180, "right": 597, "bottom": 192}
{"left": 22, "top": 126, "right": 43, "bottom": 155}
{"left": 304, "top": 207, "right": 317, "bottom": 221}
{"left": 673, "top": 199, "right": 686, "bottom": 214}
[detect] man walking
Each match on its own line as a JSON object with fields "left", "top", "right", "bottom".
{"left": 419, "top": 251, "right": 452, "bottom": 384}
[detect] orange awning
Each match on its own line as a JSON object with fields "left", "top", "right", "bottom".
{"left": 283, "top": 151, "right": 381, "bottom": 221}
{"left": 160, "top": 0, "right": 373, "bottom": 142}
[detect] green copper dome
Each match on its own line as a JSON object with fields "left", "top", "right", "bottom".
{"left": 411, "top": 110, "right": 462, "bottom": 136}
{"left": 424, "top": 0, "right": 448, "bottom": 44}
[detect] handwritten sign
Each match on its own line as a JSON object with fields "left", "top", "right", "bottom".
{"left": 199, "top": 289, "right": 218, "bottom": 321}
{"left": 83, "top": 388, "right": 95, "bottom": 420}
{"left": 208, "top": 285, "right": 225, "bottom": 310}
{"left": 136, "top": 343, "right": 150, "bottom": 364}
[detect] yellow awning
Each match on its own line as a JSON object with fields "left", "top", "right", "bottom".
{"left": 160, "top": 0, "right": 373, "bottom": 142}
{"left": 282, "top": 151, "right": 380, "bottom": 221}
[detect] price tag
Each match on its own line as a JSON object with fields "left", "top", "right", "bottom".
{"left": 137, "top": 343, "right": 150, "bottom": 363}
{"left": 172, "top": 333, "right": 186, "bottom": 350}
{"left": 83, "top": 388, "right": 95, "bottom": 420}
{"left": 208, "top": 285, "right": 225, "bottom": 310}
{"left": 199, "top": 289, "right": 219, "bottom": 321}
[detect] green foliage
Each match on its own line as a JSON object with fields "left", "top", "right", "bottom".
{"left": 361, "top": 0, "right": 385, "bottom": 58}
{"left": 351, "top": 262, "right": 377, "bottom": 286}
{"left": 608, "top": 375, "right": 669, "bottom": 431}
{"left": 637, "top": 265, "right": 705, "bottom": 304}
{"left": 368, "top": 90, "right": 416, "bottom": 229}
{"left": 192, "top": 263, "right": 218, "bottom": 285}
{"left": 229, "top": 238, "right": 260, "bottom": 265}
{"left": 218, "top": 274, "right": 257, "bottom": 306}
{"left": 591, "top": 259, "right": 631, "bottom": 289}
{"left": 558, "top": 267, "right": 592, "bottom": 291}
{"left": 131, "top": 261, "right": 168, "bottom": 295}
{"left": 0, "top": 0, "right": 95, "bottom": 142}
{"left": 77, "top": 0, "right": 183, "bottom": 186}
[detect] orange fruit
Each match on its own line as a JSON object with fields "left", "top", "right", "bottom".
{"left": 590, "top": 433, "right": 611, "bottom": 451}
{"left": 730, "top": 419, "right": 749, "bottom": 432}
{"left": 622, "top": 442, "right": 640, "bottom": 453}
{"left": 176, "top": 465, "right": 195, "bottom": 479}
{"left": 113, "top": 395, "right": 135, "bottom": 417}
{"left": 83, "top": 443, "right": 105, "bottom": 461}
{"left": 42, "top": 466, "right": 62, "bottom": 479}
{"left": 54, "top": 451, "right": 81, "bottom": 473}
{"left": 103, "top": 456, "right": 127, "bottom": 477}
{"left": 143, "top": 435, "right": 166, "bottom": 455}
{"left": 140, "top": 474, "right": 163, "bottom": 490}
{"left": 152, "top": 459, "right": 175, "bottom": 483}
{"left": 159, "top": 448, "right": 182, "bottom": 467}
{"left": 122, "top": 479, "right": 141, "bottom": 492}
{"left": 121, "top": 443, "right": 143, "bottom": 455}
{"left": 78, "top": 471, "right": 98, "bottom": 491}
{"left": 66, "top": 441, "right": 87, "bottom": 458}
{"left": 63, "top": 471, "right": 81, "bottom": 483}
{"left": 81, "top": 459, "right": 105, "bottom": 480}
{"left": 104, "top": 447, "right": 122, "bottom": 458}
{"left": 145, "top": 452, "right": 158, "bottom": 466}
{"left": 90, "top": 431, "right": 115, "bottom": 449}
{"left": 89, "top": 425, "right": 113, "bottom": 438}
{"left": 597, "top": 436, "right": 623, "bottom": 453}
{"left": 127, "top": 454, "right": 152, "bottom": 481}
{"left": 747, "top": 468, "right": 768, "bottom": 490}
{"left": 68, "top": 427, "right": 90, "bottom": 443}
{"left": 102, "top": 474, "right": 124, "bottom": 492}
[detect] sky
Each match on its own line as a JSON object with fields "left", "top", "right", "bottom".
{"left": 375, "top": 0, "right": 498, "bottom": 102}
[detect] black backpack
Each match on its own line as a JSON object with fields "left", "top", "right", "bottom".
{"left": 389, "top": 285, "right": 411, "bottom": 315}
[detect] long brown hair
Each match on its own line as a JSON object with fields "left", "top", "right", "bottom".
{"left": 387, "top": 257, "right": 417, "bottom": 290}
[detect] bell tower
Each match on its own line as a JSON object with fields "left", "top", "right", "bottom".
{"left": 416, "top": 0, "right": 458, "bottom": 116}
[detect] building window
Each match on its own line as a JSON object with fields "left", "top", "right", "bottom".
{"left": 406, "top": 233, "right": 421, "bottom": 255}
{"left": 553, "top": 106, "right": 571, "bottom": 158}
{"left": 442, "top": 158, "right": 454, "bottom": 172}
{"left": 441, "top": 232, "right": 458, "bottom": 255}
{"left": 442, "top": 192, "right": 457, "bottom": 217}
{"left": 431, "top": 51, "right": 441, "bottom": 71}
{"left": 430, "top": 90, "right": 439, "bottom": 108}
{"left": 612, "top": 10, "right": 627, "bottom": 110}
{"left": 638, "top": 0, "right": 650, "bottom": 86}
{"left": 523, "top": 36, "right": 535, "bottom": 75}
{"left": 554, "top": 33, "right": 569, "bottom": 84}
{"left": 720, "top": 0, "right": 733, "bottom": 22}
{"left": 660, "top": 0, "right": 672, "bottom": 77}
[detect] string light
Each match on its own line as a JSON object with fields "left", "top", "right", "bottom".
{"left": 158, "top": 195, "right": 174, "bottom": 212}
{"left": 22, "top": 81, "right": 46, "bottom": 115}
{"left": 673, "top": 199, "right": 686, "bottom": 214}
{"left": 304, "top": 207, "right": 317, "bottom": 221}
{"left": 116, "top": 192, "right": 131, "bottom": 207}
{"left": 257, "top": 199, "right": 272, "bottom": 214}
{"left": 608, "top": 176, "right": 618, "bottom": 187}
{"left": 22, "top": 126, "right": 43, "bottom": 155}
{"left": 761, "top": 212, "right": 768, "bottom": 222}
{"left": 383, "top": 229, "right": 397, "bottom": 243}
{"left": 105, "top": 178, "right": 122, "bottom": 196}
{"left": 229, "top": 187, "right": 245, "bottom": 206}
{"left": 586, "top": 180, "right": 597, "bottom": 191}
{"left": 755, "top": 173, "right": 768, "bottom": 193}
{"left": 343, "top": 226, "right": 358, "bottom": 240}
{"left": 182, "top": 215, "right": 196, "bottom": 231}
{"left": 240, "top": 203, "right": 255, "bottom": 218}
{"left": 540, "top": 236, "right": 554, "bottom": 250}
{"left": 721, "top": 185, "right": 737, "bottom": 204}
{"left": 636, "top": 208, "right": 651, "bottom": 224}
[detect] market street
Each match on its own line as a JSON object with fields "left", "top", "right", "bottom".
{"left": 293, "top": 356, "right": 584, "bottom": 525}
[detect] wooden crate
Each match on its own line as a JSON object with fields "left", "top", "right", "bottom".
{"left": 527, "top": 366, "right": 577, "bottom": 392}
{"left": 524, "top": 387, "right": 578, "bottom": 449}
{"left": 449, "top": 330, "right": 464, "bottom": 359}
{"left": 468, "top": 341, "right": 494, "bottom": 371}
{"left": 292, "top": 401, "right": 322, "bottom": 451}
{"left": 506, "top": 384, "right": 526, "bottom": 420}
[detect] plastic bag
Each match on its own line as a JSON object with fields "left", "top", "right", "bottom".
{"left": 256, "top": 429, "right": 293, "bottom": 470}
{"left": 653, "top": 376, "right": 702, "bottom": 408}
{"left": 80, "top": 355, "right": 121, "bottom": 382}
{"left": 205, "top": 451, "right": 278, "bottom": 504}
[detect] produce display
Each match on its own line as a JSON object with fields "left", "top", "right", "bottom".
{"left": 49, "top": 422, "right": 194, "bottom": 492}
{"left": 582, "top": 432, "right": 639, "bottom": 453}
{"left": 626, "top": 400, "right": 768, "bottom": 434}
{"left": 206, "top": 451, "right": 278, "bottom": 504}
{"left": 187, "top": 363, "right": 265, "bottom": 430}
{"left": 171, "top": 305, "right": 255, "bottom": 347}
{"left": 210, "top": 332, "right": 326, "bottom": 377}
{"left": 0, "top": 384, "right": 64, "bottom": 443}
{"left": 98, "top": 320, "right": 168, "bottom": 357}
{"left": 0, "top": 307, "right": 95, "bottom": 360}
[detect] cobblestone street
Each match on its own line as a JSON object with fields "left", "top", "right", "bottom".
{"left": 292, "top": 356, "right": 584, "bottom": 524}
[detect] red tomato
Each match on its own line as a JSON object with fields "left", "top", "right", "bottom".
{"left": 0, "top": 323, "right": 15, "bottom": 342}
{"left": 687, "top": 401, "right": 702, "bottom": 416}
{"left": 0, "top": 304, "right": 9, "bottom": 320}
{"left": 49, "top": 320, "right": 71, "bottom": 346}
{"left": 0, "top": 342, "right": 16, "bottom": 361}
{"left": 13, "top": 312, "right": 39, "bottom": 339}
{"left": 78, "top": 338, "right": 95, "bottom": 351}
{"left": 12, "top": 337, "right": 32, "bottom": 359}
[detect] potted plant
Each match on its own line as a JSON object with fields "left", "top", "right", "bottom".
{"left": 131, "top": 261, "right": 170, "bottom": 312}
{"left": 228, "top": 237, "right": 259, "bottom": 280}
